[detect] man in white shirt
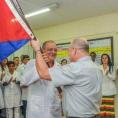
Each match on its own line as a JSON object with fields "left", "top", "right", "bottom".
{"left": 20, "top": 40, "right": 61, "bottom": 118}
{"left": 31, "top": 37, "right": 103, "bottom": 118}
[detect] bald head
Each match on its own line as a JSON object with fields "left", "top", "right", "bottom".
{"left": 71, "top": 37, "right": 89, "bottom": 52}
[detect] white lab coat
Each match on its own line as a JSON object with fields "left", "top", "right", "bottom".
{"left": 0, "top": 84, "right": 4, "bottom": 109}
{"left": 0, "top": 71, "right": 5, "bottom": 109}
{"left": 20, "top": 60, "right": 61, "bottom": 118}
{"left": 3, "top": 71, "right": 22, "bottom": 108}
{"left": 17, "top": 64, "right": 28, "bottom": 101}
{"left": 100, "top": 65, "right": 117, "bottom": 95}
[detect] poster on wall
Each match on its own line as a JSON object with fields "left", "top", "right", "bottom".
{"left": 88, "top": 37, "right": 113, "bottom": 65}
{"left": 56, "top": 42, "right": 70, "bottom": 65}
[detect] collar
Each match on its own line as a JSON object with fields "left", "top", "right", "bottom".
{"left": 77, "top": 56, "right": 91, "bottom": 62}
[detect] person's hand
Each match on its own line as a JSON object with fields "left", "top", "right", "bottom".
{"left": 30, "top": 39, "right": 41, "bottom": 51}
{"left": 3, "top": 82, "right": 8, "bottom": 86}
{"left": 16, "top": 81, "right": 20, "bottom": 84}
{"left": 40, "top": 51, "right": 51, "bottom": 67}
{"left": 42, "top": 51, "right": 49, "bottom": 63}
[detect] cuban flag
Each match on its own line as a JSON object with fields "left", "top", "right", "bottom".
{"left": 0, "top": 0, "right": 34, "bottom": 62}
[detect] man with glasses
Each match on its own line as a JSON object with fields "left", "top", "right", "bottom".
{"left": 20, "top": 40, "right": 61, "bottom": 118}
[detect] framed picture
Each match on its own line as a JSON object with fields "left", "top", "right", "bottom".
{"left": 88, "top": 37, "right": 113, "bottom": 65}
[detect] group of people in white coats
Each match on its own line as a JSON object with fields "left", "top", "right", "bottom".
{"left": 0, "top": 55, "right": 30, "bottom": 118}
{"left": 0, "top": 37, "right": 118, "bottom": 118}
{"left": 0, "top": 59, "right": 22, "bottom": 118}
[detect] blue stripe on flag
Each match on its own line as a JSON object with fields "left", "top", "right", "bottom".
{"left": 0, "top": 39, "right": 31, "bottom": 62}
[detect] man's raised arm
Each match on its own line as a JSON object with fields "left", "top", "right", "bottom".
{"left": 31, "top": 39, "right": 51, "bottom": 80}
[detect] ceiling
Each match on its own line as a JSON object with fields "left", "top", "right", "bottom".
{"left": 19, "top": 0, "right": 118, "bottom": 30}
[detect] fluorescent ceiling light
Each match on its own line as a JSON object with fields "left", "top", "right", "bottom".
{"left": 25, "top": 3, "right": 59, "bottom": 18}
{"left": 25, "top": 8, "right": 50, "bottom": 18}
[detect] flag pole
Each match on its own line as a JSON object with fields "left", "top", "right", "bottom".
{"left": 11, "top": 0, "right": 50, "bottom": 67}
{"left": 11, "top": 0, "right": 36, "bottom": 40}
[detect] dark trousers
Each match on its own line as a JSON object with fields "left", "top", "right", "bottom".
{"left": 0, "top": 109, "right": 6, "bottom": 118}
{"left": 22, "top": 100, "right": 27, "bottom": 118}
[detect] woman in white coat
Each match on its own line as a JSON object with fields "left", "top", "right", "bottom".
{"left": 0, "top": 70, "right": 5, "bottom": 116}
{"left": 99, "top": 54, "right": 117, "bottom": 118}
{"left": 2, "top": 61, "right": 22, "bottom": 118}
{"left": 0, "top": 58, "right": 8, "bottom": 117}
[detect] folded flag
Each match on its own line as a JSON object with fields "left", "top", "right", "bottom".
{"left": 0, "top": 0, "right": 34, "bottom": 62}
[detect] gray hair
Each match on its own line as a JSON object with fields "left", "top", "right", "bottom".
{"left": 71, "top": 37, "right": 89, "bottom": 52}
{"left": 42, "top": 40, "right": 56, "bottom": 49}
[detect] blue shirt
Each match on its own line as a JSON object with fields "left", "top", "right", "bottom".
{"left": 49, "top": 56, "right": 103, "bottom": 117}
